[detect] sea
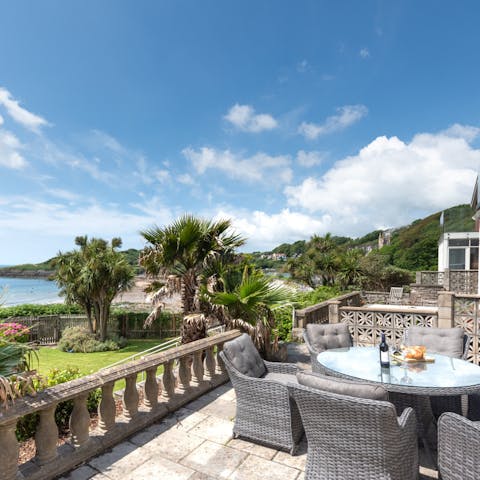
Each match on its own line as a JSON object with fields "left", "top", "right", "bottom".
{"left": 0, "top": 276, "right": 62, "bottom": 306}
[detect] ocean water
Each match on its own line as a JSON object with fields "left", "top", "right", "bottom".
{"left": 0, "top": 277, "right": 62, "bottom": 306}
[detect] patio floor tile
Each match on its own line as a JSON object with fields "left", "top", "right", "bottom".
{"left": 180, "top": 440, "right": 247, "bottom": 479}
{"left": 229, "top": 453, "right": 301, "bottom": 480}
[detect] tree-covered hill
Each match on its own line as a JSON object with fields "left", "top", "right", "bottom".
{"left": 2, "top": 204, "right": 475, "bottom": 277}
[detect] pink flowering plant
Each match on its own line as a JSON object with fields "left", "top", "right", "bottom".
{"left": 0, "top": 322, "right": 30, "bottom": 343}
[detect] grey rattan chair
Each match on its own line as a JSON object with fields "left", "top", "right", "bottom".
{"left": 303, "top": 323, "right": 353, "bottom": 373}
{"left": 403, "top": 326, "right": 468, "bottom": 418}
{"left": 290, "top": 382, "right": 418, "bottom": 480}
{"left": 219, "top": 333, "right": 304, "bottom": 454}
{"left": 438, "top": 412, "right": 480, "bottom": 480}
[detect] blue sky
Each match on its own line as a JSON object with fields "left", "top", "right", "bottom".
{"left": 1, "top": 1, "right": 480, "bottom": 264}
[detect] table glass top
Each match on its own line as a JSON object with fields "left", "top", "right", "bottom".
{"left": 317, "top": 346, "right": 480, "bottom": 390}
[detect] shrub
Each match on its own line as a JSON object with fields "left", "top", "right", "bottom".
{"left": 0, "top": 303, "right": 82, "bottom": 319}
{"left": 58, "top": 326, "right": 125, "bottom": 353}
{"left": 16, "top": 366, "right": 101, "bottom": 441}
{"left": 0, "top": 322, "right": 29, "bottom": 342}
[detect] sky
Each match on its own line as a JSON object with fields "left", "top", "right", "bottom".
{"left": 1, "top": 1, "right": 480, "bottom": 264}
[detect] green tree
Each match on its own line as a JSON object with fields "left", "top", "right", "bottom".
{"left": 55, "top": 236, "right": 134, "bottom": 341}
{"left": 140, "top": 215, "right": 245, "bottom": 343}
{"left": 207, "top": 268, "right": 293, "bottom": 356}
{"left": 337, "top": 249, "right": 365, "bottom": 289}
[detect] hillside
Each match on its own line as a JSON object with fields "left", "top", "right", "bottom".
{"left": 1, "top": 204, "right": 475, "bottom": 277}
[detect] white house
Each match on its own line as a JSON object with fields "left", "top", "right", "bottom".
{"left": 438, "top": 232, "right": 479, "bottom": 271}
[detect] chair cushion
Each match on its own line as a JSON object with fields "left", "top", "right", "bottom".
{"left": 305, "top": 323, "right": 352, "bottom": 353}
{"left": 406, "top": 326, "right": 464, "bottom": 358}
{"left": 223, "top": 333, "right": 266, "bottom": 378}
{"left": 297, "top": 371, "right": 388, "bottom": 401}
{"left": 263, "top": 372, "right": 298, "bottom": 385}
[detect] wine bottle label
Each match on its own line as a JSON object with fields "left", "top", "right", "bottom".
{"left": 380, "top": 350, "right": 389, "bottom": 363}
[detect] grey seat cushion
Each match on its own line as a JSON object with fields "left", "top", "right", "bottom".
{"left": 297, "top": 371, "right": 388, "bottom": 401}
{"left": 263, "top": 372, "right": 298, "bottom": 385}
{"left": 406, "top": 326, "right": 464, "bottom": 358}
{"left": 223, "top": 333, "right": 266, "bottom": 378}
{"left": 306, "top": 323, "right": 352, "bottom": 353}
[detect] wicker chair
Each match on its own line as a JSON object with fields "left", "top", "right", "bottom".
{"left": 403, "top": 326, "right": 468, "bottom": 418}
{"left": 219, "top": 333, "right": 304, "bottom": 454}
{"left": 303, "top": 323, "right": 353, "bottom": 373}
{"left": 438, "top": 412, "right": 480, "bottom": 480}
{"left": 290, "top": 380, "right": 418, "bottom": 480}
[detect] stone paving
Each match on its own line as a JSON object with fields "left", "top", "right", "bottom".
{"left": 59, "top": 343, "right": 439, "bottom": 480}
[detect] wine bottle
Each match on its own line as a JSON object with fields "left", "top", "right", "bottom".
{"left": 379, "top": 332, "right": 390, "bottom": 368}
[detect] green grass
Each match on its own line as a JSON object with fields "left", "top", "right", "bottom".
{"left": 36, "top": 338, "right": 170, "bottom": 391}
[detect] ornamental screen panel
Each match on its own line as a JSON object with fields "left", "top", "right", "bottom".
{"left": 454, "top": 296, "right": 480, "bottom": 364}
{"left": 340, "top": 307, "right": 437, "bottom": 348}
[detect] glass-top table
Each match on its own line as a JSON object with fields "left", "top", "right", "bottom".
{"left": 317, "top": 346, "right": 480, "bottom": 396}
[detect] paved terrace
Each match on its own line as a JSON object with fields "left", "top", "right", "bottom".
{"left": 59, "top": 345, "right": 438, "bottom": 480}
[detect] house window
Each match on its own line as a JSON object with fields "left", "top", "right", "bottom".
{"left": 471, "top": 247, "right": 479, "bottom": 270}
{"left": 449, "top": 248, "right": 466, "bottom": 269}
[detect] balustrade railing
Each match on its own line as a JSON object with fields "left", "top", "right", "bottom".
{"left": 0, "top": 329, "right": 241, "bottom": 480}
{"left": 294, "top": 291, "right": 362, "bottom": 329}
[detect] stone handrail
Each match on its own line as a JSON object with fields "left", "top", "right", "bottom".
{"left": 294, "top": 291, "right": 362, "bottom": 329}
{"left": 0, "top": 329, "right": 242, "bottom": 480}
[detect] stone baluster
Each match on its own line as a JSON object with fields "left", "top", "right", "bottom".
{"left": 123, "top": 374, "right": 139, "bottom": 419}
{"left": 204, "top": 346, "right": 216, "bottom": 380}
{"left": 35, "top": 404, "right": 58, "bottom": 465}
{"left": 162, "top": 359, "right": 176, "bottom": 399}
{"left": 192, "top": 350, "right": 204, "bottom": 385}
{"left": 177, "top": 356, "right": 191, "bottom": 393}
{"left": 144, "top": 367, "right": 159, "bottom": 409}
{"left": 70, "top": 393, "right": 90, "bottom": 447}
{"left": 216, "top": 342, "right": 227, "bottom": 376}
{"left": 0, "top": 420, "right": 19, "bottom": 480}
{"left": 98, "top": 382, "right": 116, "bottom": 432}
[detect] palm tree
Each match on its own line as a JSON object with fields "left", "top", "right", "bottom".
{"left": 55, "top": 236, "right": 135, "bottom": 341}
{"left": 207, "top": 268, "right": 293, "bottom": 356}
{"left": 337, "top": 249, "right": 365, "bottom": 289}
{"left": 140, "top": 215, "right": 245, "bottom": 343}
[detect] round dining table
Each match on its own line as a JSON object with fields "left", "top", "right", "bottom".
{"left": 317, "top": 346, "right": 480, "bottom": 396}
{"left": 317, "top": 346, "right": 480, "bottom": 457}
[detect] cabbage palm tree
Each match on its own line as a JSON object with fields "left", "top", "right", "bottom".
{"left": 55, "top": 236, "right": 135, "bottom": 341}
{"left": 140, "top": 215, "right": 245, "bottom": 343}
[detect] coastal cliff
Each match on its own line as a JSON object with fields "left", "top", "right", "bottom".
{"left": 0, "top": 268, "right": 54, "bottom": 279}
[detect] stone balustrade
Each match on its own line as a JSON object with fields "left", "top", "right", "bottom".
{"left": 0, "top": 329, "right": 241, "bottom": 480}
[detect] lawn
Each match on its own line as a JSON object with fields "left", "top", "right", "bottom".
{"left": 35, "top": 338, "right": 170, "bottom": 391}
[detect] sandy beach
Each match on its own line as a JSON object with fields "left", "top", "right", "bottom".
{"left": 113, "top": 276, "right": 182, "bottom": 312}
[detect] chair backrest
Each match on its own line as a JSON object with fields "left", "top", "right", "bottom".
{"left": 290, "top": 383, "right": 415, "bottom": 479}
{"left": 305, "top": 323, "right": 352, "bottom": 353}
{"left": 222, "top": 333, "right": 266, "bottom": 378}
{"left": 389, "top": 287, "right": 404, "bottom": 304}
{"left": 404, "top": 326, "right": 466, "bottom": 358}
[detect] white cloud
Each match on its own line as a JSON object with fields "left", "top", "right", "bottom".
{"left": 177, "top": 173, "right": 195, "bottom": 185}
{"left": 0, "top": 114, "right": 3, "bottom": 125}
{"left": 0, "top": 130, "right": 27, "bottom": 169}
{"left": 183, "top": 146, "right": 292, "bottom": 184}
{"left": 218, "top": 208, "right": 329, "bottom": 252}
{"left": 285, "top": 126, "right": 480, "bottom": 237}
{"left": 298, "top": 105, "right": 368, "bottom": 140}
{"left": 0, "top": 195, "right": 173, "bottom": 263}
{"left": 359, "top": 48, "right": 370, "bottom": 59}
{"left": 297, "top": 59, "right": 309, "bottom": 73}
{"left": 0, "top": 87, "right": 49, "bottom": 133}
{"left": 296, "top": 150, "right": 326, "bottom": 167}
{"left": 224, "top": 104, "right": 278, "bottom": 133}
